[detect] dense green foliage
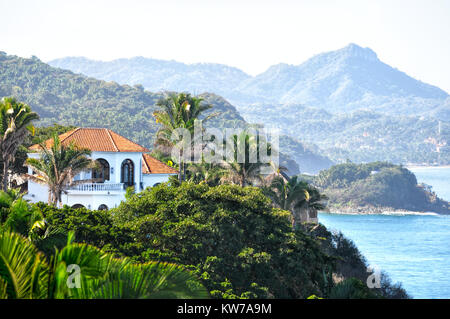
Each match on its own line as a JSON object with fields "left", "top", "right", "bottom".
{"left": 111, "top": 182, "right": 335, "bottom": 298}
{"left": 0, "top": 182, "right": 409, "bottom": 299}
{"left": 30, "top": 182, "right": 407, "bottom": 299}
{"left": 0, "top": 229, "right": 208, "bottom": 299}
{"left": 35, "top": 203, "right": 136, "bottom": 257}
{"left": 309, "top": 162, "right": 450, "bottom": 214}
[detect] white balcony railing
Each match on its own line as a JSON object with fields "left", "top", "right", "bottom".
{"left": 68, "top": 183, "right": 124, "bottom": 192}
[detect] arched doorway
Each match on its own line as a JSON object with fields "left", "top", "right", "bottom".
{"left": 72, "top": 204, "right": 85, "bottom": 209}
{"left": 92, "top": 158, "right": 110, "bottom": 183}
{"left": 121, "top": 159, "right": 134, "bottom": 187}
{"left": 98, "top": 204, "right": 108, "bottom": 211}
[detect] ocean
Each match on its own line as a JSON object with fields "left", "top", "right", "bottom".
{"left": 318, "top": 166, "right": 450, "bottom": 299}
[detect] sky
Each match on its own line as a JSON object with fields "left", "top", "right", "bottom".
{"left": 1, "top": 0, "right": 450, "bottom": 93}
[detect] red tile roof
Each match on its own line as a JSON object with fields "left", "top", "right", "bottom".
{"left": 29, "top": 128, "right": 150, "bottom": 153}
{"left": 142, "top": 154, "right": 178, "bottom": 174}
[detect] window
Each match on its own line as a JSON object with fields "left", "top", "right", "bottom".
{"left": 121, "top": 159, "right": 134, "bottom": 187}
{"left": 92, "top": 158, "right": 110, "bottom": 182}
{"left": 98, "top": 204, "right": 108, "bottom": 211}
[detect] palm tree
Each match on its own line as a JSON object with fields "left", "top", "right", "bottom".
{"left": 264, "top": 175, "right": 309, "bottom": 226}
{"left": 0, "top": 192, "right": 71, "bottom": 257}
{"left": 0, "top": 197, "right": 43, "bottom": 237}
{"left": 0, "top": 189, "right": 22, "bottom": 224}
{"left": 186, "top": 162, "right": 228, "bottom": 186}
{"left": 294, "top": 186, "right": 328, "bottom": 224}
{"left": 0, "top": 230, "right": 48, "bottom": 299}
{"left": 266, "top": 176, "right": 308, "bottom": 210}
{"left": 153, "top": 93, "right": 215, "bottom": 182}
{"left": 24, "top": 135, "right": 95, "bottom": 206}
{"left": 220, "top": 131, "right": 268, "bottom": 187}
{"left": 0, "top": 230, "right": 209, "bottom": 299}
{"left": 0, "top": 97, "right": 39, "bottom": 191}
{"left": 265, "top": 175, "right": 327, "bottom": 226}
{"left": 220, "top": 161, "right": 264, "bottom": 187}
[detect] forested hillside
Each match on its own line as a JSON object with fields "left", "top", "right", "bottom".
{"left": 0, "top": 52, "right": 333, "bottom": 174}
{"left": 305, "top": 162, "right": 450, "bottom": 214}
{"left": 48, "top": 44, "right": 450, "bottom": 165}
{"left": 50, "top": 44, "right": 449, "bottom": 116}
{"left": 239, "top": 104, "right": 450, "bottom": 165}
{"left": 49, "top": 56, "right": 252, "bottom": 100}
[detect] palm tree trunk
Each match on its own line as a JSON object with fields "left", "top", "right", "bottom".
{"left": 2, "top": 158, "right": 9, "bottom": 191}
{"left": 178, "top": 151, "right": 182, "bottom": 183}
{"left": 56, "top": 190, "right": 62, "bottom": 208}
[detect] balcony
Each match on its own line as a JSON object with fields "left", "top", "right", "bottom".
{"left": 68, "top": 183, "right": 124, "bottom": 192}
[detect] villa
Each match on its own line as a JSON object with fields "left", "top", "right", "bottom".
{"left": 24, "top": 127, "right": 177, "bottom": 210}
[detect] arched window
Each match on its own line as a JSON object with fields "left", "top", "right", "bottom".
{"left": 72, "top": 204, "right": 85, "bottom": 209}
{"left": 121, "top": 159, "right": 134, "bottom": 187}
{"left": 92, "top": 158, "right": 110, "bottom": 182}
{"left": 98, "top": 204, "right": 108, "bottom": 211}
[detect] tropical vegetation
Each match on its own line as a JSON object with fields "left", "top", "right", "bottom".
{"left": 25, "top": 135, "right": 95, "bottom": 206}
{"left": 0, "top": 97, "right": 39, "bottom": 191}
{"left": 0, "top": 229, "right": 208, "bottom": 299}
{"left": 153, "top": 92, "right": 214, "bottom": 181}
{"left": 0, "top": 94, "right": 411, "bottom": 300}
{"left": 264, "top": 175, "right": 327, "bottom": 226}
{"left": 307, "top": 162, "right": 450, "bottom": 214}
{"left": 0, "top": 52, "right": 331, "bottom": 175}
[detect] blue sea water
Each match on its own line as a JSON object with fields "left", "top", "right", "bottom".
{"left": 318, "top": 167, "right": 450, "bottom": 299}
{"left": 409, "top": 166, "right": 450, "bottom": 201}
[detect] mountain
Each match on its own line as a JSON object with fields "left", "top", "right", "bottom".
{"left": 238, "top": 103, "right": 450, "bottom": 165}
{"left": 236, "top": 44, "right": 448, "bottom": 114}
{"left": 49, "top": 56, "right": 252, "bottom": 101}
{"left": 47, "top": 45, "right": 450, "bottom": 165}
{"left": 0, "top": 52, "right": 333, "bottom": 174}
{"left": 49, "top": 44, "right": 449, "bottom": 117}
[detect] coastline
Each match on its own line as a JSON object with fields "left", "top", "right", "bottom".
{"left": 406, "top": 165, "right": 450, "bottom": 170}
{"left": 322, "top": 207, "right": 440, "bottom": 216}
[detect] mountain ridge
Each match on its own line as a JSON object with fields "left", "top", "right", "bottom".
{"left": 46, "top": 45, "right": 450, "bottom": 165}
{"left": 49, "top": 43, "right": 449, "bottom": 115}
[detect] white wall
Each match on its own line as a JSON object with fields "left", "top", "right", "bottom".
{"left": 88, "top": 151, "right": 142, "bottom": 186}
{"left": 25, "top": 151, "right": 173, "bottom": 209}
{"left": 142, "top": 173, "right": 177, "bottom": 189}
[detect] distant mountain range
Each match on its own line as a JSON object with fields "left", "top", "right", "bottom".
{"left": 48, "top": 44, "right": 450, "bottom": 166}
{"left": 49, "top": 56, "right": 252, "bottom": 103}
{"left": 49, "top": 43, "right": 449, "bottom": 118}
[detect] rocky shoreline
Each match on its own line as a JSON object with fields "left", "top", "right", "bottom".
{"left": 323, "top": 206, "right": 442, "bottom": 216}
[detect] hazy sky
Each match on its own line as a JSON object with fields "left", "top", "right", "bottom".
{"left": 1, "top": 0, "right": 450, "bottom": 93}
